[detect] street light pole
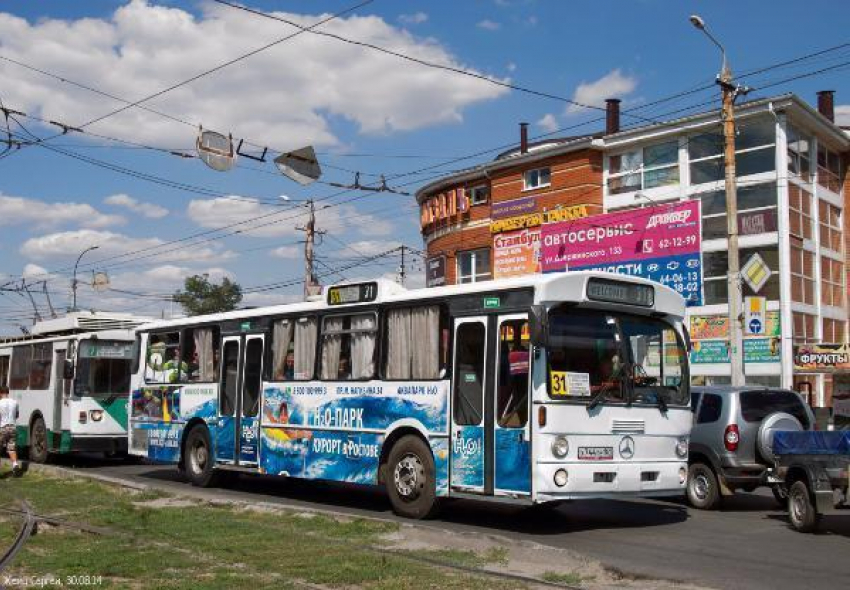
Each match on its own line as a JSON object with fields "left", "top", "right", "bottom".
{"left": 690, "top": 15, "right": 745, "bottom": 386}
{"left": 71, "top": 245, "right": 99, "bottom": 312}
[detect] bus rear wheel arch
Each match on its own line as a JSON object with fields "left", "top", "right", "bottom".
{"left": 383, "top": 434, "right": 438, "bottom": 519}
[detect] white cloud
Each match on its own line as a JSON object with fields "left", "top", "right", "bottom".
{"left": 566, "top": 69, "right": 638, "bottom": 114}
{"left": 506, "top": 62, "right": 516, "bottom": 72}
{"left": 104, "top": 193, "right": 168, "bottom": 219}
{"left": 536, "top": 113, "right": 559, "bottom": 133}
{"left": 476, "top": 19, "right": 501, "bottom": 31}
{"left": 20, "top": 229, "right": 235, "bottom": 264}
{"left": 0, "top": 193, "right": 125, "bottom": 229}
{"left": 398, "top": 12, "right": 428, "bottom": 25}
{"left": 187, "top": 197, "right": 394, "bottom": 238}
{"left": 242, "top": 292, "right": 301, "bottom": 307}
{"left": 21, "top": 263, "right": 53, "bottom": 281}
{"left": 0, "top": 1, "right": 507, "bottom": 147}
{"left": 270, "top": 245, "right": 301, "bottom": 259}
{"left": 836, "top": 105, "right": 850, "bottom": 126}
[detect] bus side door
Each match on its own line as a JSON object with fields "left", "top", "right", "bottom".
{"left": 237, "top": 335, "right": 263, "bottom": 466}
{"left": 493, "top": 314, "right": 531, "bottom": 496}
{"left": 450, "top": 317, "right": 490, "bottom": 493}
{"left": 216, "top": 337, "right": 241, "bottom": 463}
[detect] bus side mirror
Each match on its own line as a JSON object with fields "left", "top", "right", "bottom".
{"left": 529, "top": 305, "right": 548, "bottom": 346}
{"left": 63, "top": 360, "right": 75, "bottom": 379}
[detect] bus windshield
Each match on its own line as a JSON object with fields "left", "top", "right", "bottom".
{"left": 75, "top": 339, "right": 134, "bottom": 397}
{"left": 546, "top": 308, "right": 688, "bottom": 407}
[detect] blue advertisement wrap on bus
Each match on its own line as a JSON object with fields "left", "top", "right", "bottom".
{"left": 495, "top": 428, "right": 530, "bottom": 493}
{"left": 452, "top": 425, "right": 485, "bottom": 490}
{"left": 259, "top": 381, "right": 451, "bottom": 491}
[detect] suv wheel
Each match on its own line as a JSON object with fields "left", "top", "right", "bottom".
{"left": 687, "top": 463, "right": 721, "bottom": 510}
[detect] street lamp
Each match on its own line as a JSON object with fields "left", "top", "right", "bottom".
{"left": 689, "top": 14, "right": 745, "bottom": 386}
{"left": 71, "top": 245, "right": 99, "bottom": 312}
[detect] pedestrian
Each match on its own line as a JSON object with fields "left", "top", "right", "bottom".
{"left": 0, "top": 385, "right": 22, "bottom": 476}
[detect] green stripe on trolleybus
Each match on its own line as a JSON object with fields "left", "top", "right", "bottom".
{"left": 95, "top": 396, "right": 129, "bottom": 432}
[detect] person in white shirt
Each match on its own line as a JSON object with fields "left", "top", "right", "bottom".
{"left": 0, "top": 386, "right": 21, "bottom": 474}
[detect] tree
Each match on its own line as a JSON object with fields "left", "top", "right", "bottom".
{"left": 173, "top": 274, "right": 242, "bottom": 316}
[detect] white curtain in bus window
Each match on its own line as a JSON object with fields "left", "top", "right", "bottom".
{"left": 194, "top": 328, "right": 216, "bottom": 382}
{"left": 351, "top": 314, "right": 376, "bottom": 379}
{"left": 321, "top": 317, "right": 344, "bottom": 380}
{"left": 29, "top": 343, "right": 53, "bottom": 390}
{"left": 385, "top": 309, "right": 412, "bottom": 379}
{"left": 294, "top": 318, "right": 317, "bottom": 380}
{"left": 272, "top": 320, "right": 294, "bottom": 380}
{"left": 411, "top": 307, "right": 440, "bottom": 379}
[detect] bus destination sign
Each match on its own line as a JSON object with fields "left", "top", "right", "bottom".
{"left": 586, "top": 278, "right": 654, "bottom": 307}
{"left": 327, "top": 282, "right": 378, "bottom": 306}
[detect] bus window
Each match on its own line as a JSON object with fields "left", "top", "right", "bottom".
{"left": 453, "top": 322, "right": 485, "bottom": 425}
{"left": 0, "top": 356, "right": 9, "bottom": 388}
{"left": 271, "top": 317, "right": 317, "bottom": 381}
{"left": 384, "top": 306, "right": 442, "bottom": 380}
{"left": 183, "top": 327, "right": 219, "bottom": 382}
{"left": 29, "top": 343, "right": 53, "bottom": 390}
{"left": 76, "top": 340, "right": 134, "bottom": 396}
{"left": 145, "top": 332, "right": 182, "bottom": 383}
{"left": 10, "top": 346, "right": 31, "bottom": 389}
{"left": 497, "top": 319, "right": 529, "bottom": 428}
{"left": 321, "top": 313, "right": 376, "bottom": 381}
{"left": 220, "top": 340, "right": 239, "bottom": 416}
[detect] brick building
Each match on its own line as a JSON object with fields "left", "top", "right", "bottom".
{"left": 417, "top": 93, "right": 850, "bottom": 407}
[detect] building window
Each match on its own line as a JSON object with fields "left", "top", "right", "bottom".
{"left": 821, "top": 257, "right": 845, "bottom": 308}
{"left": 818, "top": 200, "right": 842, "bottom": 252}
{"left": 698, "top": 182, "right": 777, "bottom": 241}
{"left": 702, "top": 246, "right": 780, "bottom": 305}
{"left": 468, "top": 185, "right": 489, "bottom": 205}
{"left": 523, "top": 167, "right": 551, "bottom": 190}
{"left": 822, "top": 318, "right": 846, "bottom": 343}
{"left": 817, "top": 144, "right": 841, "bottom": 193}
{"left": 793, "top": 312, "right": 817, "bottom": 344}
{"left": 790, "top": 244, "right": 815, "bottom": 306}
{"left": 788, "top": 184, "right": 813, "bottom": 241}
{"left": 457, "top": 248, "right": 492, "bottom": 284}
{"left": 688, "top": 117, "right": 775, "bottom": 186}
{"left": 787, "top": 125, "right": 811, "bottom": 182}
{"left": 608, "top": 140, "right": 679, "bottom": 195}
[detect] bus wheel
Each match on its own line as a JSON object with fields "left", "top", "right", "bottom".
{"left": 384, "top": 435, "right": 438, "bottom": 519}
{"left": 185, "top": 426, "right": 218, "bottom": 488}
{"left": 29, "top": 416, "right": 49, "bottom": 464}
{"left": 686, "top": 463, "right": 720, "bottom": 510}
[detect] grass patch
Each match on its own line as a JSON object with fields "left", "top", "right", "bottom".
{"left": 416, "top": 545, "right": 509, "bottom": 568}
{"left": 541, "top": 570, "right": 595, "bottom": 585}
{"left": 0, "top": 472, "right": 524, "bottom": 589}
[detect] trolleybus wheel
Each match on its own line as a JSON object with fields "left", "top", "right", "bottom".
{"left": 29, "top": 416, "right": 49, "bottom": 464}
{"left": 686, "top": 462, "right": 720, "bottom": 510}
{"left": 384, "top": 435, "right": 438, "bottom": 519}
{"left": 185, "top": 426, "right": 219, "bottom": 488}
{"left": 788, "top": 480, "right": 820, "bottom": 533}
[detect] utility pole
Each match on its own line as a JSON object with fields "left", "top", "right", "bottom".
{"left": 72, "top": 245, "right": 99, "bottom": 312}
{"left": 296, "top": 200, "right": 325, "bottom": 299}
{"left": 691, "top": 15, "right": 746, "bottom": 386}
{"left": 398, "top": 245, "right": 406, "bottom": 286}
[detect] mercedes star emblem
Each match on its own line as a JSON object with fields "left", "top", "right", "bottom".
{"left": 619, "top": 436, "right": 635, "bottom": 460}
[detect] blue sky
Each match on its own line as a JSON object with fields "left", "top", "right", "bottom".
{"left": 1, "top": 0, "right": 848, "bottom": 334}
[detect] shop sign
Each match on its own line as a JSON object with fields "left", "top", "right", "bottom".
{"left": 491, "top": 196, "right": 536, "bottom": 220}
{"left": 793, "top": 343, "right": 850, "bottom": 373}
{"left": 489, "top": 204, "right": 589, "bottom": 234}
{"left": 426, "top": 255, "right": 446, "bottom": 287}
{"left": 541, "top": 201, "right": 703, "bottom": 306}
{"left": 690, "top": 338, "right": 780, "bottom": 364}
{"left": 493, "top": 228, "right": 541, "bottom": 279}
{"left": 739, "top": 210, "right": 777, "bottom": 235}
{"left": 690, "top": 312, "right": 780, "bottom": 340}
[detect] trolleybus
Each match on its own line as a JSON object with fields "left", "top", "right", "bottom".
{"left": 128, "top": 272, "right": 691, "bottom": 518}
{"left": 0, "top": 313, "right": 146, "bottom": 461}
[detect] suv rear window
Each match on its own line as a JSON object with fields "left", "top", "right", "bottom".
{"left": 739, "top": 390, "right": 810, "bottom": 428}
{"left": 697, "top": 393, "right": 722, "bottom": 423}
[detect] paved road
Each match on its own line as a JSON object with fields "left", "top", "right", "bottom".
{"left": 46, "top": 455, "right": 850, "bottom": 590}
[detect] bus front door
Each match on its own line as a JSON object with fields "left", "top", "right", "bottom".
{"left": 450, "top": 317, "right": 491, "bottom": 493}
{"left": 216, "top": 335, "right": 263, "bottom": 467}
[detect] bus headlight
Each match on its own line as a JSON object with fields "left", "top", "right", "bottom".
{"left": 554, "top": 469, "right": 569, "bottom": 487}
{"left": 551, "top": 436, "right": 569, "bottom": 458}
{"left": 90, "top": 410, "right": 104, "bottom": 422}
{"left": 676, "top": 437, "right": 689, "bottom": 459}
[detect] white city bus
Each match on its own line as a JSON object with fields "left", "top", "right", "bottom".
{"left": 128, "top": 272, "right": 691, "bottom": 518}
{"left": 0, "top": 313, "right": 147, "bottom": 461}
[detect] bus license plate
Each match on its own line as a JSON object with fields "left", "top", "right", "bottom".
{"left": 578, "top": 447, "right": 614, "bottom": 461}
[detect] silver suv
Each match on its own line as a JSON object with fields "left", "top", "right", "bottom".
{"left": 687, "top": 386, "right": 815, "bottom": 509}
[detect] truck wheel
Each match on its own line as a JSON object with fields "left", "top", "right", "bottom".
{"left": 788, "top": 480, "right": 820, "bottom": 533}
{"left": 29, "top": 416, "right": 49, "bottom": 464}
{"left": 184, "top": 426, "right": 219, "bottom": 488}
{"left": 384, "top": 435, "right": 438, "bottom": 519}
{"left": 687, "top": 463, "right": 721, "bottom": 510}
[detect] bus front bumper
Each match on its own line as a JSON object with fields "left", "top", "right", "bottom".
{"left": 534, "top": 460, "right": 688, "bottom": 500}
